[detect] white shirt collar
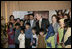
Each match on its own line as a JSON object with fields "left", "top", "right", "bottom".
{"left": 39, "top": 18, "right": 42, "bottom": 22}
{"left": 30, "top": 19, "right": 34, "bottom": 22}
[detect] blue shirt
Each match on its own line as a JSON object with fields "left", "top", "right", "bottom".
{"left": 15, "top": 28, "right": 21, "bottom": 44}
{"left": 25, "top": 28, "right": 33, "bottom": 42}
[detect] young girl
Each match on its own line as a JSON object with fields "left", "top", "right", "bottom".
{"left": 37, "top": 28, "right": 46, "bottom": 48}
{"left": 20, "top": 20, "right": 24, "bottom": 30}
{"left": 7, "top": 22, "right": 15, "bottom": 48}
{"left": 32, "top": 27, "right": 38, "bottom": 48}
{"left": 18, "top": 29, "right": 25, "bottom": 48}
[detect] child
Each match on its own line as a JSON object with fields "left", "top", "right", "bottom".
{"left": 16, "top": 18, "right": 20, "bottom": 24}
{"left": 25, "top": 23, "right": 33, "bottom": 48}
{"left": 18, "top": 29, "right": 25, "bottom": 48}
{"left": 32, "top": 27, "right": 38, "bottom": 48}
{"left": 7, "top": 22, "right": 15, "bottom": 48}
{"left": 14, "top": 18, "right": 20, "bottom": 26}
{"left": 37, "top": 28, "right": 46, "bottom": 48}
{"left": 20, "top": 20, "right": 24, "bottom": 30}
{"left": 15, "top": 23, "right": 21, "bottom": 48}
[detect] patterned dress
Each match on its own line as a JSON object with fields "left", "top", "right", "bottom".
{"left": 37, "top": 35, "right": 46, "bottom": 48}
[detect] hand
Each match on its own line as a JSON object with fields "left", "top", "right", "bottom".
{"left": 33, "top": 40, "right": 35, "bottom": 43}
{"left": 20, "top": 38, "right": 22, "bottom": 40}
{"left": 58, "top": 43, "right": 60, "bottom": 45}
{"left": 35, "top": 46, "right": 37, "bottom": 48}
{"left": 30, "top": 42, "right": 32, "bottom": 46}
{"left": 62, "top": 43, "right": 65, "bottom": 48}
{"left": 44, "top": 35, "right": 46, "bottom": 37}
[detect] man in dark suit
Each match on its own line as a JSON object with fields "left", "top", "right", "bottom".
{"left": 23, "top": 15, "right": 30, "bottom": 27}
{"left": 35, "top": 13, "right": 50, "bottom": 35}
{"left": 29, "top": 14, "right": 36, "bottom": 29}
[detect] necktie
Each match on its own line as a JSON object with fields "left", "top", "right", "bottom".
{"left": 39, "top": 20, "right": 41, "bottom": 28}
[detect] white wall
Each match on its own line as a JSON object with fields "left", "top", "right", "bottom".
{"left": 13, "top": 11, "right": 33, "bottom": 19}
{"left": 49, "top": 10, "right": 57, "bottom": 23}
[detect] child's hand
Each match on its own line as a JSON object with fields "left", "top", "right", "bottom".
{"left": 33, "top": 40, "right": 35, "bottom": 43}
{"left": 44, "top": 35, "right": 46, "bottom": 37}
{"left": 58, "top": 43, "right": 60, "bottom": 45}
{"left": 20, "top": 38, "right": 22, "bottom": 40}
{"left": 35, "top": 46, "right": 37, "bottom": 48}
{"left": 30, "top": 42, "right": 32, "bottom": 46}
{"left": 61, "top": 42, "right": 65, "bottom": 48}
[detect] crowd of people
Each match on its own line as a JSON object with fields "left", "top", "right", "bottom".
{"left": 6, "top": 10, "right": 71, "bottom": 48}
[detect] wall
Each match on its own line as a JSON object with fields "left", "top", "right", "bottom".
{"left": 1, "top": 1, "right": 71, "bottom": 24}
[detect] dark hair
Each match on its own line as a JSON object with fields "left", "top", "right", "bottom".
{"left": 64, "top": 14, "right": 70, "bottom": 19}
{"left": 52, "top": 14, "right": 58, "bottom": 20}
{"left": 58, "top": 10, "right": 63, "bottom": 16}
{"left": 39, "top": 28, "right": 44, "bottom": 33}
{"left": 26, "top": 23, "right": 30, "bottom": 26}
{"left": 32, "top": 27, "right": 36, "bottom": 31}
{"left": 46, "top": 25, "right": 49, "bottom": 29}
{"left": 64, "top": 19, "right": 71, "bottom": 28}
{"left": 52, "top": 14, "right": 58, "bottom": 22}
{"left": 8, "top": 22, "right": 13, "bottom": 28}
{"left": 28, "top": 14, "right": 34, "bottom": 17}
{"left": 17, "top": 18, "right": 20, "bottom": 20}
{"left": 15, "top": 23, "right": 20, "bottom": 26}
{"left": 14, "top": 19, "right": 16, "bottom": 20}
{"left": 20, "top": 19, "right": 24, "bottom": 21}
{"left": 20, "top": 28, "right": 24, "bottom": 33}
{"left": 9, "top": 15, "right": 14, "bottom": 21}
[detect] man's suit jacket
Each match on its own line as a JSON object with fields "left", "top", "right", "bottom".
{"left": 36, "top": 18, "right": 50, "bottom": 34}
{"left": 23, "top": 19, "right": 30, "bottom": 29}
{"left": 24, "top": 19, "right": 30, "bottom": 26}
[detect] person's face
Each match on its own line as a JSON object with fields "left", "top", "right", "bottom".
{"left": 58, "top": 11, "right": 62, "bottom": 15}
{"left": 32, "top": 29, "right": 36, "bottom": 34}
{"left": 59, "top": 21, "right": 65, "bottom": 28}
{"left": 25, "top": 25, "right": 30, "bottom": 29}
{"left": 11, "top": 17, "right": 14, "bottom": 20}
{"left": 64, "top": 15, "right": 68, "bottom": 19}
{"left": 30, "top": 15, "right": 34, "bottom": 20}
{"left": 35, "top": 14, "right": 41, "bottom": 20}
{"left": 52, "top": 16, "right": 57, "bottom": 23}
{"left": 17, "top": 19, "right": 20, "bottom": 23}
{"left": 21, "top": 30, "right": 24, "bottom": 34}
{"left": 24, "top": 15, "right": 29, "bottom": 20}
{"left": 39, "top": 32, "right": 44, "bottom": 36}
{"left": 20, "top": 21, "right": 23, "bottom": 24}
{"left": 16, "top": 26, "right": 19, "bottom": 29}
{"left": 46, "top": 28, "right": 48, "bottom": 32}
{"left": 9, "top": 25, "right": 12, "bottom": 28}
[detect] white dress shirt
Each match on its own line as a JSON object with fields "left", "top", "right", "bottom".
{"left": 39, "top": 18, "right": 42, "bottom": 28}
{"left": 30, "top": 19, "right": 34, "bottom": 28}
